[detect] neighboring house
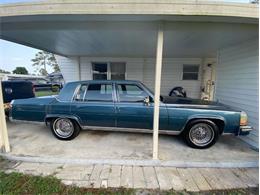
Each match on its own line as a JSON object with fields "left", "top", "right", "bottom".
{"left": 0, "top": 0, "right": 258, "bottom": 148}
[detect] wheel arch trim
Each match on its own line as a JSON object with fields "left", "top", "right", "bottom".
{"left": 44, "top": 114, "right": 83, "bottom": 127}
{"left": 183, "top": 115, "right": 226, "bottom": 133}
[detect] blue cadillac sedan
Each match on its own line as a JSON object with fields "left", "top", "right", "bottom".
{"left": 10, "top": 80, "right": 252, "bottom": 148}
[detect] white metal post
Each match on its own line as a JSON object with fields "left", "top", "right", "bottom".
{"left": 0, "top": 77, "right": 10, "bottom": 152}
{"left": 153, "top": 24, "right": 164, "bottom": 160}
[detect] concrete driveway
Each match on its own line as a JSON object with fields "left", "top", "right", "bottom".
{"left": 4, "top": 122, "right": 258, "bottom": 167}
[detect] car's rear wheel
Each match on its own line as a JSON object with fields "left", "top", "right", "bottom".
{"left": 184, "top": 120, "right": 219, "bottom": 149}
{"left": 50, "top": 118, "right": 80, "bottom": 140}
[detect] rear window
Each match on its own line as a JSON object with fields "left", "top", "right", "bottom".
{"left": 74, "top": 83, "right": 113, "bottom": 102}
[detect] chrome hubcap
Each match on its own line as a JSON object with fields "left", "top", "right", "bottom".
{"left": 53, "top": 118, "right": 74, "bottom": 138}
{"left": 189, "top": 123, "right": 214, "bottom": 147}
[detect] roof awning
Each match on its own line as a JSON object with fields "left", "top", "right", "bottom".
{"left": 0, "top": 1, "right": 258, "bottom": 57}
{"left": 1, "top": 16, "right": 258, "bottom": 58}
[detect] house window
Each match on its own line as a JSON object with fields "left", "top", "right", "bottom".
{"left": 182, "top": 64, "right": 199, "bottom": 80}
{"left": 92, "top": 63, "right": 108, "bottom": 80}
{"left": 92, "top": 62, "right": 126, "bottom": 80}
{"left": 110, "top": 62, "right": 126, "bottom": 80}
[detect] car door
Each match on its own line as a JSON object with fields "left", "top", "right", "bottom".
{"left": 115, "top": 83, "right": 154, "bottom": 129}
{"left": 70, "top": 82, "right": 116, "bottom": 127}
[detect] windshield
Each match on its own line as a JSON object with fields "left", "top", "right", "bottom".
{"left": 140, "top": 83, "right": 166, "bottom": 101}
{"left": 140, "top": 83, "right": 154, "bottom": 95}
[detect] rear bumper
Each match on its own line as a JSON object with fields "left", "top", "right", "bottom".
{"left": 239, "top": 125, "right": 253, "bottom": 135}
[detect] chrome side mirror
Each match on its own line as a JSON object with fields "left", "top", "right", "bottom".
{"left": 144, "top": 96, "right": 150, "bottom": 106}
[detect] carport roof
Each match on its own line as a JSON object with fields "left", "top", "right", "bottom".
{"left": 0, "top": 0, "right": 259, "bottom": 57}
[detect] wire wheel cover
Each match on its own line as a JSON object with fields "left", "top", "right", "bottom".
{"left": 53, "top": 118, "right": 74, "bottom": 138}
{"left": 189, "top": 123, "right": 214, "bottom": 147}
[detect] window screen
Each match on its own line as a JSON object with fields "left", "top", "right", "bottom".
{"left": 85, "top": 84, "right": 113, "bottom": 101}
{"left": 110, "top": 62, "right": 126, "bottom": 80}
{"left": 117, "top": 84, "right": 148, "bottom": 102}
{"left": 92, "top": 63, "right": 108, "bottom": 80}
{"left": 182, "top": 64, "right": 199, "bottom": 80}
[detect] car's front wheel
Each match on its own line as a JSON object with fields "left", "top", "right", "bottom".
{"left": 184, "top": 120, "right": 219, "bottom": 149}
{"left": 50, "top": 118, "right": 80, "bottom": 140}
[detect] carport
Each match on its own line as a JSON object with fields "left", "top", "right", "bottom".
{"left": 0, "top": 1, "right": 259, "bottom": 159}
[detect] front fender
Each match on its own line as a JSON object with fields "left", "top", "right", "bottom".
{"left": 44, "top": 114, "right": 83, "bottom": 127}
{"left": 187, "top": 114, "right": 226, "bottom": 123}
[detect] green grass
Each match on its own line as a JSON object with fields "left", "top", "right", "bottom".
{"left": 0, "top": 171, "right": 135, "bottom": 195}
{"left": 35, "top": 90, "right": 59, "bottom": 97}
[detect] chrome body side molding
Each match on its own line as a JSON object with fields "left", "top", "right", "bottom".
{"left": 9, "top": 117, "right": 45, "bottom": 125}
{"left": 81, "top": 125, "right": 181, "bottom": 135}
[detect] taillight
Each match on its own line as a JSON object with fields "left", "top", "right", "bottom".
{"left": 240, "top": 111, "right": 248, "bottom": 126}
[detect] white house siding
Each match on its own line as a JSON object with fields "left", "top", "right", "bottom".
{"left": 143, "top": 58, "right": 202, "bottom": 98}
{"left": 57, "top": 56, "right": 202, "bottom": 98}
{"left": 215, "top": 39, "right": 259, "bottom": 148}
{"left": 79, "top": 57, "right": 93, "bottom": 80}
{"left": 55, "top": 55, "right": 80, "bottom": 82}
{"left": 126, "top": 59, "right": 144, "bottom": 82}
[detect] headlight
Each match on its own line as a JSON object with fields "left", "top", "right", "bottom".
{"left": 240, "top": 111, "right": 248, "bottom": 126}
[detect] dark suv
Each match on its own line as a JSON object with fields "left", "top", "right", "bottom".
{"left": 2, "top": 80, "right": 35, "bottom": 115}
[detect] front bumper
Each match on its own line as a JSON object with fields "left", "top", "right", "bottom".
{"left": 239, "top": 125, "right": 253, "bottom": 135}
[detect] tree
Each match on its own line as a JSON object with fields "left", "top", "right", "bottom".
{"left": 31, "top": 51, "right": 60, "bottom": 76}
{"left": 0, "top": 69, "right": 10, "bottom": 74}
{"left": 39, "top": 68, "right": 48, "bottom": 76}
{"left": 12, "top": 67, "right": 29, "bottom": 75}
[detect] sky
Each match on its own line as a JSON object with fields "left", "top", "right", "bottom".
{"left": 0, "top": 0, "right": 252, "bottom": 74}
{"left": 0, "top": 40, "right": 46, "bottom": 74}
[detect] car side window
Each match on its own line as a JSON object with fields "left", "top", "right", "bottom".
{"left": 74, "top": 84, "right": 88, "bottom": 101}
{"left": 117, "top": 84, "right": 148, "bottom": 102}
{"left": 85, "top": 84, "right": 113, "bottom": 102}
{"left": 37, "top": 79, "right": 48, "bottom": 84}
